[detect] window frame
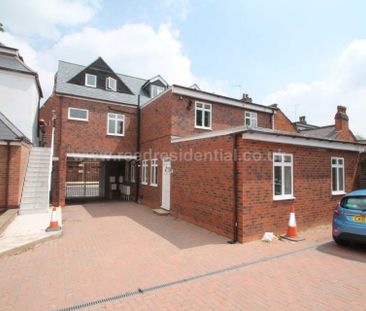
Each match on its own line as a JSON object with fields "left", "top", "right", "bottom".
{"left": 150, "top": 159, "right": 158, "bottom": 187}
{"left": 273, "top": 153, "right": 294, "bottom": 201}
{"left": 331, "top": 157, "right": 345, "bottom": 195}
{"left": 245, "top": 111, "right": 258, "bottom": 128}
{"left": 141, "top": 160, "right": 148, "bottom": 185}
{"left": 151, "top": 85, "right": 165, "bottom": 98}
{"left": 106, "top": 77, "right": 117, "bottom": 91}
{"left": 195, "top": 101, "right": 212, "bottom": 130}
{"left": 85, "top": 73, "right": 97, "bottom": 88}
{"left": 68, "top": 107, "right": 89, "bottom": 122}
{"left": 130, "top": 161, "right": 135, "bottom": 183}
{"left": 107, "top": 113, "right": 125, "bottom": 137}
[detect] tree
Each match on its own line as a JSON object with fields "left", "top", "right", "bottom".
{"left": 0, "top": 23, "right": 4, "bottom": 32}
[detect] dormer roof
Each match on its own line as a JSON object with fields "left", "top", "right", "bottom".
{"left": 55, "top": 59, "right": 167, "bottom": 106}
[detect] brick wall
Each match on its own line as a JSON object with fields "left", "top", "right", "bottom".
{"left": 139, "top": 91, "right": 274, "bottom": 211}
{"left": 40, "top": 95, "right": 138, "bottom": 206}
{"left": 0, "top": 143, "right": 31, "bottom": 208}
{"left": 170, "top": 94, "right": 272, "bottom": 137}
{"left": 140, "top": 92, "right": 174, "bottom": 208}
{"left": 274, "top": 109, "right": 298, "bottom": 132}
{"left": 237, "top": 140, "right": 359, "bottom": 242}
{"left": 170, "top": 135, "right": 235, "bottom": 239}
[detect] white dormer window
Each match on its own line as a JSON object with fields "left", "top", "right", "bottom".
{"left": 85, "top": 74, "right": 97, "bottom": 87}
{"left": 151, "top": 85, "right": 164, "bottom": 98}
{"left": 245, "top": 111, "right": 258, "bottom": 128}
{"left": 106, "top": 77, "right": 117, "bottom": 91}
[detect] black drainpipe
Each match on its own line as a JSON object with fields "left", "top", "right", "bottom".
{"left": 5, "top": 141, "right": 11, "bottom": 209}
{"left": 135, "top": 95, "right": 141, "bottom": 203}
{"left": 228, "top": 134, "right": 239, "bottom": 244}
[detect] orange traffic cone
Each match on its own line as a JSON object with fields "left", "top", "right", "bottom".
{"left": 46, "top": 207, "right": 61, "bottom": 232}
{"left": 281, "top": 206, "right": 304, "bottom": 242}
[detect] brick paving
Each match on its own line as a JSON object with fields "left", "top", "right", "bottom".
{"left": 0, "top": 202, "right": 365, "bottom": 311}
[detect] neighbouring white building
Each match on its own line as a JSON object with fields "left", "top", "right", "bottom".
{"left": 0, "top": 42, "right": 42, "bottom": 144}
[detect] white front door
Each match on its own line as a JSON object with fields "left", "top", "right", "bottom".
{"left": 161, "top": 158, "right": 171, "bottom": 210}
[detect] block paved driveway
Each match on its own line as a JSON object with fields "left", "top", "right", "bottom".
{"left": 0, "top": 202, "right": 365, "bottom": 311}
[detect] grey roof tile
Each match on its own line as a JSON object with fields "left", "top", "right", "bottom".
{"left": 299, "top": 126, "right": 339, "bottom": 139}
{"left": 0, "top": 54, "right": 35, "bottom": 74}
{"left": 55, "top": 61, "right": 151, "bottom": 106}
{"left": 0, "top": 112, "right": 28, "bottom": 141}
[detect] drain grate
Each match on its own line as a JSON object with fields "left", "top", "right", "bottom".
{"left": 56, "top": 243, "right": 318, "bottom": 311}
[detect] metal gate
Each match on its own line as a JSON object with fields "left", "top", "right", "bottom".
{"left": 66, "top": 160, "right": 105, "bottom": 200}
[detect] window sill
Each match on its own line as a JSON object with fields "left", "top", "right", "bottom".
{"left": 150, "top": 184, "right": 158, "bottom": 187}
{"left": 273, "top": 195, "right": 296, "bottom": 201}
{"left": 332, "top": 191, "right": 346, "bottom": 196}
{"left": 68, "top": 118, "right": 88, "bottom": 122}
{"left": 194, "top": 126, "right": 212, "bottom": 131}
{"left": 107, "top": 133, "right": 125, "bottom": 137}
{"left": 141, "top": 182, "right": 148, "bottom": 185}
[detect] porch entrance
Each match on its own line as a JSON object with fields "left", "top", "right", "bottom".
{"left": 65, "top": 156, "right": 136, "bottom": 203}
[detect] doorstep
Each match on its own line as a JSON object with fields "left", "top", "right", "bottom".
{"left": 152, "top": 208, "right": 170, "bottom": 216}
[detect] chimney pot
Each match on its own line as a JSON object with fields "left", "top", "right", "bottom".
{"left": 335, "top": 105, "right": 349, "bottom": 131}
{"left": 241, "top": 93, "right": 252, "bottom": 103}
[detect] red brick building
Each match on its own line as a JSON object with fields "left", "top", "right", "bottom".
{"left": 41, "top": 58, "right": 365, "bottom": 242}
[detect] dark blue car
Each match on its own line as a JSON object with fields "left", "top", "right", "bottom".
{"left": 333, "top": 189, "right": 366, "bottom": 245}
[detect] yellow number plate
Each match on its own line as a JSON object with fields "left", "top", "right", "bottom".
{"left": 353, "top": 216, "right": 366, "bottom": 223}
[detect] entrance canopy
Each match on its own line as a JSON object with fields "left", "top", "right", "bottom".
{"left": 66, "top": 153, "right": 137, "bottom": 160}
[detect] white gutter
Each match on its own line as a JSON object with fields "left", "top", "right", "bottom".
{"left": 241, "top": 132, "right": 365, "bottom": 152}
{"left": 171, "top": 85, "right": 274, "bottom": 113}
{"left": 66, "top": 153, "right": 138, "bottom": 160}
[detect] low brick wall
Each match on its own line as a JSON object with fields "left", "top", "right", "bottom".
{"left": 0, "top": 143, "right": 31, "bottom": 209}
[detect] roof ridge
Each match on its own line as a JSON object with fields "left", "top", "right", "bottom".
{"left": 58, "top": 59, "right": 148, "bottom": 82}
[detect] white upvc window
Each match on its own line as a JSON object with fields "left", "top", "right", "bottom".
{"left": 150, "top": 159, "right": 158, "bottom": 187}
{"left": 130, "top": 161, "right": 135, "bottom": 183}
{"left": 106, "top": 77, "right": 117, "bottom": 91}
{"left": 85, "top": 73, "right": 97, "bottom": 87}
{"left": 68, "top": 107, "right": 89, "bottom": 121}
{"left": 125, "top": 161, "right": 129, "bottom": 182}
{"left": 245, "top": 111, "right": 258, "bottom": 128}
{"left": 273, "top": 153, "right": 294, "bottom": 200}
{"left": 151, "top": 85, "right": 164, "bottom": 98}
{"left": 107, "top": 113, "right": 124, "bottom": 136}
{"left": 332, "top": 157, "right": 345, "bottom": 195}
{"left": 195, "top": 102, "right": 212, "bottom": 129}
{"left": 141, "top": 160, "right": 148, "bottom": 185}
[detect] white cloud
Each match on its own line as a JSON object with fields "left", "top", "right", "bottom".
{"left": 262, "top": 40, "right": 366, "bottom": 137}
{"left": 0, "top": 0, "right": 100, "bottom": 39}
{"left": 0, "top": 23, "right": 202, "bottom": 100}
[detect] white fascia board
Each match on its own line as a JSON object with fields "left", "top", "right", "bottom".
{"left": 0, "top": 141, "right": 29, "bottom": 146}
{"left": 67, "top": 153, "right": 137, "bottom": 160}
{"left": 171, "top": 85, "right": 274, "bottom": 114}
{"left": 148, "top": 75, "right": 169, "bottom": 86}
{"left": 171, "top": 126, "right": 247, "bottom": 143}
{"left": 58, "top": 94, "right": 138, "bottom": 109}
{"left": 242, "top": 132, "right": 365, "bottom": 152}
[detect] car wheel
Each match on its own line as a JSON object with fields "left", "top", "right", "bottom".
{"left": 333, "top": 235, "right": 350, "bottom": 246}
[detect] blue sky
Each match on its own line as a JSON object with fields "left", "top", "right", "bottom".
{"left": 1, "top": 0, "right": 366, "bottom": 135}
